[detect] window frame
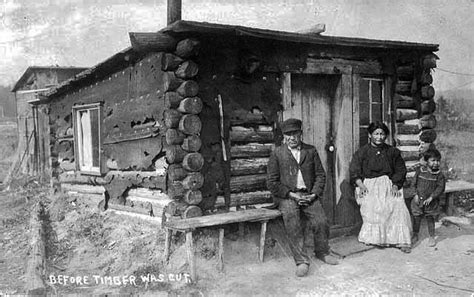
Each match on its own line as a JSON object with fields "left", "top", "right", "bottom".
{"left": 72, "top": 102, "right": 103, "bottom": 176}
{"left": 358, "top": 77, "right": 389, "bottom": 147}
{"left": 359, "top": 77, "right": 385, "bottom": 127}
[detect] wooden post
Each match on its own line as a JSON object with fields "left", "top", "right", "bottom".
{"left": 26, "top": 202, "right": 46, "bottom": 294}
{"left": 164, "top": 228, "right": 173, "bottom": 263}
{"left": 259, "top": 221, "right": 268, "bottom": 262}
{"left": 218, "top": 228, "right": 225, "bottom": 271}
{"left": 239, "top": 222, "right": 245, "bottom": 236}
{"left": 167, "top": 0, "right": 182, "bottom": 25}
{"left": 185, "top": 231, "right": 196, "bottom": 282}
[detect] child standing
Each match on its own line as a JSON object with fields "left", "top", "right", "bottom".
{"left": 411, "top": 148, "right": 446, "bottom": 247}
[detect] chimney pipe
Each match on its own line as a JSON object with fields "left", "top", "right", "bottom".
{"left": 167, "top": 0, "right": 182, "bottom": 25}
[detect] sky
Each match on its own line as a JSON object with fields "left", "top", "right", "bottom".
{"left": 1, "top": 0, "right": 473, "bottom": 93}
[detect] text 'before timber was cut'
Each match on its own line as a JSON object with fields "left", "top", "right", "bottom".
{"left": 48, "top": 273, "right": 192, "bottom": 286}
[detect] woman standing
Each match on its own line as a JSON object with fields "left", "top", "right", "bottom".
{"left": 350, "top": 122, "right": 412, "bottom": 253}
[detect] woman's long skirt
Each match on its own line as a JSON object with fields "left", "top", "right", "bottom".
{"left": 357, "top": 175, "right": 412, "bottom": 247}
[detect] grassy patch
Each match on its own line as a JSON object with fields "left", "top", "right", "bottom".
{"left": 436, "top": 130, "right": 474, "bottom": 182}
{"left": 0, "top": 124, "right": 17, "bottom": 182}
{"left": 435, "top": 97, "right": 474, "bottom": 183}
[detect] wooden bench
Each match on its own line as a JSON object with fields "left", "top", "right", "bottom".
{"left": 163, "top": 208, "right": 282, "bottom": 282}
{"left": 444, "top": 180, "right": 474, "bottom": 216}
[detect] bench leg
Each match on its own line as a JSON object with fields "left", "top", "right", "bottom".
{"left": 239, "top": 222, "right": 245, "bottom": 236}
{"left": 218, "top": 228, "right": 225, "bottom": 271}
{"left": 259, "top": 221, "right": 268, "bottom": 262}
{"left": 185, "top": 231, "right": 196, "bottom": 282}
{"left": 164, "top": 228, "right": 172, "bottom": 263}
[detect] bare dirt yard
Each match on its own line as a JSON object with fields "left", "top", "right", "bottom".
{"left": 1, "top": 186, "right": 474, "bottom": 296}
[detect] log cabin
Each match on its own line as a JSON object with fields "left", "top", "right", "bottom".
{"left": 38, "top": 18, "right": 439, "bottom": 236}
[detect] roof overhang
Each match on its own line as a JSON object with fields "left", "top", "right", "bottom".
{"left": 162, "top": 21, "right": 439, "bottom": 51}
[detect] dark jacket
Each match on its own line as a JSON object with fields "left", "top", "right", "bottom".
{"left": 266, "top": 142, "right": 326, "bottom": 204}
{"left": 349, "top": 143, "right": 407, "bottom": 189}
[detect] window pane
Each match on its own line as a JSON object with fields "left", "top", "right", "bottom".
{"left": 90, "top": 108, "right": 100, "bottom": 168}
{"left": 372, "top": 80, "right": 382, "bottom": 103}
{"left": 80, "top": 110, "right": 93, "bottom": 168}
{"left": 359, "top": 79, "right": 369, "bottom": 103}
{"left": 77, "top": 111, "right": 85, "bottom": 167}
{"left": 372, "top": 103, "right": 382, "bottom": 122}
{"left": 360, "top": 102, "right": 370, "bottom": 125}
{"left": 359, "top": 128, "right": 369, "bottom": 147}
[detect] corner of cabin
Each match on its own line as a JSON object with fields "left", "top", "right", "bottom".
{"left": 394, "top": 51, "right": 439, "bottom": 199}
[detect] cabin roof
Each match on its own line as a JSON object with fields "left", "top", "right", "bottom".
{"left": 43, "top": 20, "right": 439, "bottom": 100}
{"left": 163, "top": 20, "right": 439, "bottom": 51}
{"left": 12, "top": 66, "right": 89, "bottom": 92}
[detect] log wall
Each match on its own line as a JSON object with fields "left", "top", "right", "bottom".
{"left": 163, "top": 38, "right": 205, "bottom": 219}
{"left": 395, "top": 53, "right": 438, "bottom": 198}
{"left": 48, "top": 38, "right": 206, "bottom": 219}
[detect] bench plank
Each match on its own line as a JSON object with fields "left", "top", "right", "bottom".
{"left": 165, "top": 208, "right": 281, "bottom": 230}
{"left": 445, "top": 180, "right": 474, "bottom": 193}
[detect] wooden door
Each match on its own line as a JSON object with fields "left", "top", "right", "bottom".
{"left": 282, "top": 72, "right": 359, "bottom": 229}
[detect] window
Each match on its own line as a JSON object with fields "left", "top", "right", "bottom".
{"left": 73, "top": 103, "right": 102, "bottom": 174}
{"left": 359, "top": 78, "right": 384, "bottom": 146}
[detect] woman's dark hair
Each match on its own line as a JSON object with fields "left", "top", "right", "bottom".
{"left": 367, "top": 122, "right": 390, "bottom": 135}
{"left": 423, "top": 148, "right": 441, "bottom": 161}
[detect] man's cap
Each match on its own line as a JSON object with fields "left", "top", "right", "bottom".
{"left": 281, "top": 118, "right": 302, "bottom": 134}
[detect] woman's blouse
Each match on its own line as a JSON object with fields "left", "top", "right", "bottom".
{"left": 349, "top": 143, "right": 407, "bottom": 189}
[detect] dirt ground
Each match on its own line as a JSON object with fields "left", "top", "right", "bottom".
{"left": 194, "top": 222, "right": 474, "bottom": 296}
{"left": 1, "top": 187, "right": 474, "bottom": 296}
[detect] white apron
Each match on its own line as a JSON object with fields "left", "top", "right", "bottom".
{"left": 357, "top": 175, "right": 412, "bottom": 247}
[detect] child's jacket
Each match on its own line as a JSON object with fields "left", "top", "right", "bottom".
{"left": 411, "top": 165, "right": 446, "bottom": 216}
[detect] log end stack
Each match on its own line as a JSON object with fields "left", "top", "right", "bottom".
{"left": 395, "top": 53, "right": 438, "bottom": 198}
{"left": 163, "top": 38, "right": 205, "bottom": 221}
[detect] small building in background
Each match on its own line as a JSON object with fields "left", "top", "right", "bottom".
{"left": 11, "top": 66, "right": 88, "bottom": 179}
{"left": 0, "top": 85, "right": 17, "bottom": 122}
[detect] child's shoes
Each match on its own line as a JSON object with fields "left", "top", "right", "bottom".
{"left": 411, "top": 234, "right": 419, "bottom": 244}
{"left": 428, "top": 237, "right": 436, "bottom": 247}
